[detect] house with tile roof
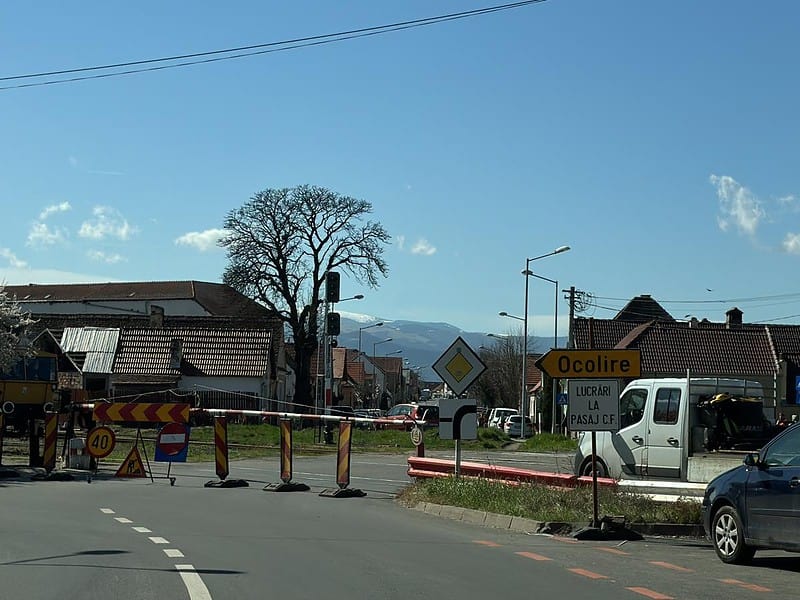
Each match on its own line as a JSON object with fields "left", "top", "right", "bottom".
{"left": 11, "top": 281, "right": 291, "bottom": 407}
{"left": 570, "top": 295, "right": 800, "bottom": 417}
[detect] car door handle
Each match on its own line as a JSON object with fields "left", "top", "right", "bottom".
{"left": 667, "top": 437, "right": 679, "bottom": 446}
{"left": 632, "top": 436, "right": 644, "bottom": 444}
{"left": 790, "top": 478, "right": 800, "bottom": 489}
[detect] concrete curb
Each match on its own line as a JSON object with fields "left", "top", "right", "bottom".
{"left": 410, "top": 502, "right": 705, "bottom": 539}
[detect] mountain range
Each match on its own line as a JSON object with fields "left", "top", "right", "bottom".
{"left": 335, "top": 313, "right": 567, "bottom": 382}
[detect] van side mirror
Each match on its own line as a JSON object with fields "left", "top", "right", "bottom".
{"left": 743, "top": 453, "right": 758, "bottom": 467}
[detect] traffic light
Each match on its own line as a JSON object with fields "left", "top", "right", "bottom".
{"left": 325, "top": 271, "right": 340, "bottom": 303}
{"left": 326, "top": 312, "right": 341, "bottom": 336}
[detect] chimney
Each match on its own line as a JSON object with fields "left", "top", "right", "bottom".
{"left": 150, "top": 304, "right": 164, "bottom": 328}
{"left": 689, "top": 317, "right": 699, "bottom": 328}
{"left": 726, "top": 307, "right": 743, "bottom": 328}
{"left": 169, "top": 338, "right": 183, "bottom": 370}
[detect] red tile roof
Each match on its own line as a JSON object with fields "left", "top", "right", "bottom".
{"left": 6, "top": 281, "right": 270, "bottom": 317}
{"left": 114, "top": 328, "right": 271, "bottom": 377}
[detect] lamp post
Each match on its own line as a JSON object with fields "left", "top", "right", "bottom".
{"left": 358, "top": 322, "right": 384, "bottom": 357}
{"left": 323, "top": 293, "right": 364, "bottom": 414}
{"left": 373, "top": 338, "right": 393, "bottom": 409}
{"left": 523, "top": 271, "right": 559, "bottom": 433}
{"left": 518, "top": 245, "right": 570, "bottom": 436}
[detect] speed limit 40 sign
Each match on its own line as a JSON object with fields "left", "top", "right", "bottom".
{"left": 86, "top": 425, "right": 116, "bottom": 458}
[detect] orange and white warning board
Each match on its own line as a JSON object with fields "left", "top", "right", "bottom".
{"left": 115, "top": 446, "right": 146, "bottom": 478}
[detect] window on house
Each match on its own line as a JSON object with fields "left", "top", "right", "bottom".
{"left": 654, "top": 387, "right": 681, "bottom": 425}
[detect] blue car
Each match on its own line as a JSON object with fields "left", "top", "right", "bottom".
{"left": 702, "top": 422, "right": 800, "bottom": 564}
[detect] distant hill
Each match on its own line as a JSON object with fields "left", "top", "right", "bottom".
{"left": 335, "top": 315, "right": 566, "bottom": 381}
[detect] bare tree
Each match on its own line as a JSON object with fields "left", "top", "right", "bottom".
{"left": 221, "top": 185, "right": 390, "bottom": 412}
{"left": 474, "top": 331, "right": 525, "bottom": 411}
{"left": 0, "top": 286, "right": 35, "bottom": 373}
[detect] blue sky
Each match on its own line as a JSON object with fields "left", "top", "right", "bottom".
{"left": 2, "top": 1, "right": 799, "bottom": 338}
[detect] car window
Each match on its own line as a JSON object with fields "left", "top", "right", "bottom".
{"left": 653, "top": 387, "right": 681, "bottom": 425}
{"left": 763, "top": 426, "right": 800, "bottom": 467}
{"left": 620, "top": 388, "right": 647, "bottom": 429}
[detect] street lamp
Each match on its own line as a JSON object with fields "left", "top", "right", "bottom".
{"left": 322, "top": 291, "right": 363, "bottom": 414}
{"left": 523, "top": 271, "right": 559, "bottom": 432}
{"left": 519, "top": 245, "right": 570, "bottom": 436}
{"left": 498, "top": 311, "right": 524, "bottom": 322}
{"left": 358, "top": 322, "right": 384, "bottom": 356}
{"left": 373, "top": 338, "right": 393, "bottom": 409}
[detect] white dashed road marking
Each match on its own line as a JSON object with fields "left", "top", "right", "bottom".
{"left": 102, "top": 508, "right": 212, "bottom": 599}
{"left": 175, "top": 565, "right": 213, "bottom": 600}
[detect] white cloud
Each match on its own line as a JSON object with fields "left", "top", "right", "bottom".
{"left": 411, "top": 238, "right": 437, "bottom": 256}
{"left": 39, "top": 201, "right": 72, "bottom": 220}
{"left": 395, "top": 235, "right": 406, "bottom": 251}
{"left": 710, "top": 174, "right": 766, "bottom": 236}
{"left": 782, "top": 233, "right": 800, "bottom": 255}
{"left": 27, "top": 222, "right": 67, "bottom": 247}
{"left": 87, "top": 250, "right": 125, "bottom": 264}
{"left": 0, "top": 248, "right": 27, "bottom": 269}
{"left": 78, "top": 206, "right": 136, "bottom": 241}
{"left": 174, "top": 228, "right": 229, "bottom": 252}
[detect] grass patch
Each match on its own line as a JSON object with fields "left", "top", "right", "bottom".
{"left": 520, "top": 433, "right": 578, "bottom": 452}
{"left": 74, "top": 424, "right": 571, "bottom": 464}
{"left": 400, "top": 477, "right": 702, "bottom": 525}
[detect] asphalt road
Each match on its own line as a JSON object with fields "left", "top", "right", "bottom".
{"left": 2, "top": 453, "right": 799, "bottom": 600}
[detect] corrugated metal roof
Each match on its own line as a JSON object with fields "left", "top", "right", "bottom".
{"left": 60, "top": 327, "right": 120, "bottom": 374}
{"left": 114, "top": 328, "right": 271, "bottom": 378}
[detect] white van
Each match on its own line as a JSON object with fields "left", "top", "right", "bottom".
{"left": 573, "top": 377, "right": 771, "bottom": 482}
{"left": 488, "top": 407, "right": 518, "bottom": 430}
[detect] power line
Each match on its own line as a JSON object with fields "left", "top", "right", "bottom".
{"left": 0, "top": 1, "right": 546, "bottom": 91}
{"left": 592, "top": 292, "right": 800, "bottom": 306}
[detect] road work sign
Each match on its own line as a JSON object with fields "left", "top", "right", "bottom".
{"left": 536, "top": 349, "right": 640, "bottom": 379}
{"left": 567, "top": 379, "right": 620, "bottom": 432}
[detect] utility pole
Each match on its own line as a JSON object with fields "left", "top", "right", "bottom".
{"left": 566, "top": 286, "right": 576, "bottom": 349}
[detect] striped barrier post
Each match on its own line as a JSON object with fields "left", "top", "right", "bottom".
{"left": 336, "top": 420, "right": 352, "bottom": 489}
{"left": 320, "top": 420, "right": 365, "bottom": 498}
{"left": 215, "top": 416, "right": 229, "bottom": 481}
{"left": 43, "top": 412, "right": 58, "bottom": 473}
{"left": 204, "top": 416, "right": 248, "bottom": 489}
{"left": 265, "top": 419, "right": 309, "bottom": 492}
{"left": 280, "top": 419, "right": 292, "bottom": 483}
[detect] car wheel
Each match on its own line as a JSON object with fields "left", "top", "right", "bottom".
{"left": 712, "top": 505, "right": 755, "bottom": 564}
{"left": 580, "top": 457, "right": 608, "bottom": 478}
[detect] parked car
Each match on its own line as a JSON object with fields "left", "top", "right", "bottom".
{"left": 504, "top": 415, "right": 534, "bottom": 438}
{"left": 702, "top": 422, "right": 800, "bottom": 564}
{"left": 381, "top": 403, "right": 439, "bottom": 430}
{"left": 488, "top": 407, "right": 518, "bottom": 429}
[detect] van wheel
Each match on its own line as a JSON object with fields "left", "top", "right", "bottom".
{"left": 711, "top": 505, "right": 755, "bottom": 564}
{"left": 580, "top": 457, "right": 608, "bottom": 478}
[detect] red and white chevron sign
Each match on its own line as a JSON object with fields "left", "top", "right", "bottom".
{"left": 93, "top": 402, "right": 190, "bottom": 424}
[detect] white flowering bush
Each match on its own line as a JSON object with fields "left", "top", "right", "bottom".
{"left": 0, "top": 286, "right": 35, "bottom": 373}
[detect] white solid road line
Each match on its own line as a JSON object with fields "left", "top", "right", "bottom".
{"left": 175, "top": 565, "right": 213, "bottom": 600}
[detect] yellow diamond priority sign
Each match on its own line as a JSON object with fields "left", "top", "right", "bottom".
{"left": 433, "top": 336, "right": 487, "bottom": 396}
